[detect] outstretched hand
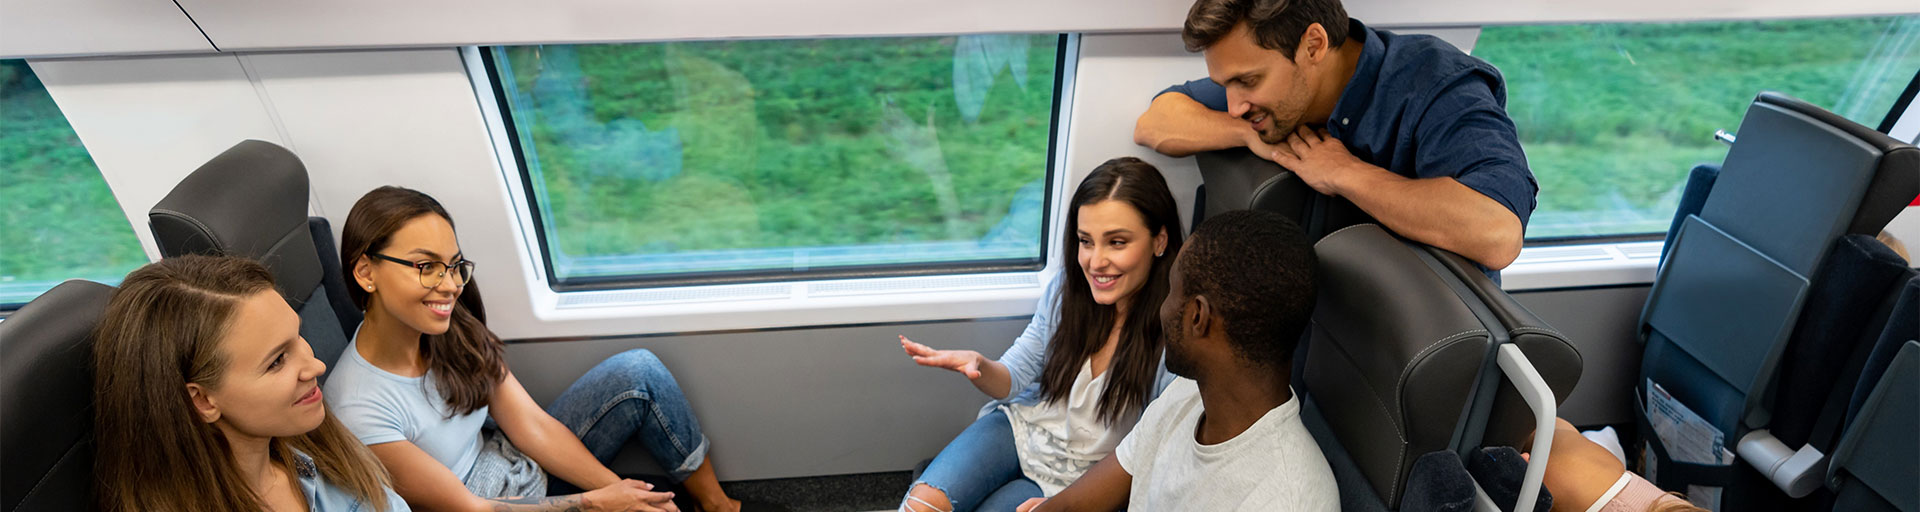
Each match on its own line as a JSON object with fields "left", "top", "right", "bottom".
{"left": 900, "top": 335, "right": 983, "bottom": 379}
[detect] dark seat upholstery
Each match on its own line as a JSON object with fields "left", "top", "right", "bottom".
{"left": 0, "top": 280, "right": 115, "bottom": 512}
{"left": 149, "top": 140, "right": 359, "bottom": 380}
{"left": 1768, "top": 236, "right": 1912, "bottom": 452}
{"left": 1193, "top": 148, "right": 1371, "bottom": 242}
{"left": 1306, "top": 224, "right": 1580, "bottom": 510}
{"left": 1825, "top": 340, "right": 1918, "bottom": 512}
{"left": 1635, "top": 92, "right": 1919, "bottom": 507}
{"left": 1817, "top": 278, "right": 1920, "bottom": 511}
{"left": 1659, "top": 163, "right": 1719, "bottom": 268}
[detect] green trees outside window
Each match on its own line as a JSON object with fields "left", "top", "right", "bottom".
{"left": 1, "top": 60, "right": 146, "bottom": 305}
{"left": 491, "top": 35, "right": 1064, "bottom": 283}
{"left": 1477, "top": 16, "right": 1920, "bottom": 238}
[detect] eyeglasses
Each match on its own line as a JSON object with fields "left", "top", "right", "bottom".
{"left": 366, "top": 252, "right": 476, "bottom": 288}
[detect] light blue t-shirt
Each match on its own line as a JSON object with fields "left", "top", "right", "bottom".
{"left": 324, "top": 337, "right": 489, "bottom": 481}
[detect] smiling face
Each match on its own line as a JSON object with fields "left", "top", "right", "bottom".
{"left": 1076, "top": 199, "right": 1169, "bottom": 311}
{"left": 188, "top": 290, "right": 328, "bottom": 441}
{"left": 355, "top": 213, "right": 465, "bottom": 336}
{"left": 1205, "top": 22, "right": 1319, "bottom": 145}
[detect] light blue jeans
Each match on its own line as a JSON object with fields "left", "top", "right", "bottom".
{"left": 911, "top": 408, "right": 1044, "bottom": 512}
{"left": 544, "top": 349, "right": 710, "bottom": 493}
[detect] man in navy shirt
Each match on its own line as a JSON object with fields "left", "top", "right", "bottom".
{"left": 1136, "top": 0, "right": 1537, "bottom": 271}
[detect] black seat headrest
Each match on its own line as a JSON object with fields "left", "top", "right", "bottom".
{"left": 1307, "top": 224, "right": 1494, "bottom": 508}
{"left": 1752, "top": 92, "right": 1919, "bottom": 242}
{"left": 0, "top": 280, "right": 114, "bottom": 512}
{"left": 1195, "top": 148, "right": 1373, "bottom": 241}
{"left": 1306, "top": 224, "right": 1579, "bottom": 508}
{"left": 1419, "top": 243, "right": 1583, "bottom": 452}
{"left": 149, "top": 140, "right": 322, "bottom": 307}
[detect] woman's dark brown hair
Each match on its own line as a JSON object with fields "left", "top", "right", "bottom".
{"left": 1040, "top": 156, "right": 1185, "bottom": 424}
{"left": 93, "top": 255, "right": 393, "bottom": 512}
{"left": 341, "top": 186, "right": 504, "bottom": 417}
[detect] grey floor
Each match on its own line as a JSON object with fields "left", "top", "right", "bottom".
{"left": 636, "top": 470, "right": 911, "bottom": 512}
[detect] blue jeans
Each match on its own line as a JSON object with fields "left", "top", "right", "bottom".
{"left": 912, "top": 408, "right": 1044, "bottom": 512}
{"left": 545, "top": 349, "right": 710, "bottom": 491}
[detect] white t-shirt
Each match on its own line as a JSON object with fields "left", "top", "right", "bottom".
{"left": 1115, "top": 378, "right": 1339, "bottom": 512}
{"left": 1003, "top": 360, "right": 1141, "bottom": 495}
{"left": 324, "top": 338, "right": 489, "bottom": 481}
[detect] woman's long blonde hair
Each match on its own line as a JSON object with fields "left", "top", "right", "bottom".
{"left": 92, "top": 255, "right": 393, "bottom": 512}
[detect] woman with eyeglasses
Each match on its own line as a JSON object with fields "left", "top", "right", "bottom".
{"left": 324, "top": 186, "right": 772, "bottom": 512}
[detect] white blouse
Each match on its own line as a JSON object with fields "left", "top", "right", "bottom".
{"left": 1002, "top": 360, "right": 1143, "bottom": 496}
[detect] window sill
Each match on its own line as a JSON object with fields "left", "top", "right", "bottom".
{"left": 1501, "top": 240, "right": 1663, "bottom": 292}
{"left": 510, "top": 270, "right": 1053, "bottom": 341}
{"left": 505, "top": 240, "right": 1663, "bottom": 340}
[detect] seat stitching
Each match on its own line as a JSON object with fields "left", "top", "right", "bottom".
{"left": 1396, "top": 329, "right": 1489, "bottom": 397}
{"left": 1382, "top": 328, "right": 1486, "bottom": 504}
{"left": 18, "top": 440, "right": 84, "bottom": 506}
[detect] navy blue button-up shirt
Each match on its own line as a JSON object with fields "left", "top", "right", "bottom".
{"left": 1161, "top": 19, "right": 1538, "bottom": 231}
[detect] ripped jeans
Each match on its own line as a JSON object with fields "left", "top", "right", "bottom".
{"left": 908, "top": 408, "right": 1043, "bottom": 512}
{"left": 544, "top": 348, "right": 711, "bottom": 493}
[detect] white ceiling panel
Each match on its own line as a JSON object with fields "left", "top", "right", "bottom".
{"left": 169, "top": 0, "right": 1920, "bottom": 52}
{"left": 0, "top": 0, "right": 214, "bottom": 58}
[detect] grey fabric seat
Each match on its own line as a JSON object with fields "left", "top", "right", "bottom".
{"left": 1634, "top": 92, "right": 1919, "bottom": 508}
{"left": 1305, "top": 224, "right": 1581, "bottom": 510}
{"left": 0, "top": 280, "right": 115, "bottom": 512}
{"left": 149, "top": 139, "right": 361, "bottom": 381}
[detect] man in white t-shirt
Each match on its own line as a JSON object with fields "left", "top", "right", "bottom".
{"left": 1018, "top": 210, "right": 1339, "bottom": 512}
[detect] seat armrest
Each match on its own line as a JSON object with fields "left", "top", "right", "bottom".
{"left": 1470, "top": 345, "right": 1557, "bottom": 512}
{"left": 1735, "top": 429, "right": 1827, "bottom": 498}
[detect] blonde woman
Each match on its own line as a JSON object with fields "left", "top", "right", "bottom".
{"left": 92, "top": 254, "right": 407, "bottom": 512}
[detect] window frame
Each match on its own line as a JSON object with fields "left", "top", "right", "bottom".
{"left": 477, "top": 35, "right": 1074, "bottom": 292}
{"left": 1883, "top": 66, "right": 1920, "bottom": 141}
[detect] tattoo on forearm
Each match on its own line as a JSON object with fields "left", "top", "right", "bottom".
{"left": 489, "top": 494, "right": 590, "bottom": 512}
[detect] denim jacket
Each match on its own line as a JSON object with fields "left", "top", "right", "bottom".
{"left": 980, "top": 274, "right": 1178, "bottom": 418}
{"left": 292, "top": 450, "right": 412, "bottom": 512}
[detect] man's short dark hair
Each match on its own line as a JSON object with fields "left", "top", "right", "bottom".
{"left": 1179, "top": 210, "right": 1318, "bottom": 371}
{"left": 1182, "top": 0, "right": 1350, "bottom": 56}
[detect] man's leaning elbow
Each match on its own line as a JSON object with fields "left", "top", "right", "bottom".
{"left": 1480, "top": 231, "right": 1524, "bottom": 271}
{"left": 1482, "top": 248, "right": 1519, "bottom": 271}
{"left": 1132, "top": 116, "right": 1160, "bottom": 150}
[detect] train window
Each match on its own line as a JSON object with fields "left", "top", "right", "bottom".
{"left": 0, "top": 59, "right": 145, "bottom": 308}
{"left": 482, "top": 35, "right": 1068, "bottom": 289}
{"left": 1478, "top": 16, "right": 1920, "bottom": 239}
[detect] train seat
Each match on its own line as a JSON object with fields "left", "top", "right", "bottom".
{"left": 0, "top": 280, "right": 115, "bottom": 512}
{"left": 1825, "top": 340, "right": 1918, "bottom": 512}
{"left": 149, "top": 139, "right": 362, "bottom": 382}
{"left": 1634, "top": 92, "right": 1920, "bottom": 508}
{"left": 1747, "top": 234, "right": 1915, "bottom": 505}
{"left": 1658, "top": 163, "right": 1721, "bottom": 268}
{"left": 1306, "top": 224, "right": 1581, "bottom": 510}
{"left": 1192, "top": 148, "right": 1371, "bottom": 242}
